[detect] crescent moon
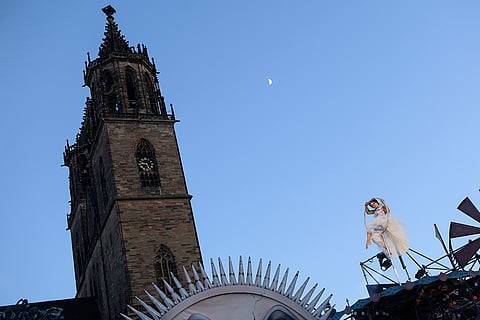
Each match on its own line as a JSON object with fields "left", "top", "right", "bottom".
{"left": 267, "top": 78, "right": 273, "bottom": 85}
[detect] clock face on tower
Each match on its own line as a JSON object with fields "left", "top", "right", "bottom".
{"left": 137, "top": 157, "right": 155, "bottom": 172}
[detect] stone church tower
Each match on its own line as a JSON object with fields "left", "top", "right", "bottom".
{"left": 63, "top": 6, "right": 203, "bottom": 319}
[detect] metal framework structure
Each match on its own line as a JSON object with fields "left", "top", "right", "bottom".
{"left": 335, "top": 196, "right": 480, "bottom": 320}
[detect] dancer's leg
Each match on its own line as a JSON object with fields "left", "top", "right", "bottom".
{"left": 366, "top": 232, "right": 372, "bottom": 249}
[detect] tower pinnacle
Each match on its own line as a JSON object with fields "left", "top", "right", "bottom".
{"left": 98, "top": 5, "right": 131, "bottom": 58}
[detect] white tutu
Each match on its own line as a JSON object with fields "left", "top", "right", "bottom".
{"left": 367, "top": 213, "right": 409, "bottom": 256}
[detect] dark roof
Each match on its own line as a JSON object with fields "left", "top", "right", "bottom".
{"left": 344, "top": 271, "right": 480, "bottom": 320}
{"left": 0, "top": 297, "right": 101, "bottom": 320}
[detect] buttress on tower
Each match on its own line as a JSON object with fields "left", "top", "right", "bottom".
{"left": 63, "top": 6, "right": 203, "bottom": 319}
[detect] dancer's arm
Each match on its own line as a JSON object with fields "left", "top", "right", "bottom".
{"left": 379, "top": 199, "right": 390, "bottom": 215}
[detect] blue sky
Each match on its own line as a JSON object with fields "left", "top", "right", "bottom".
{"left": 2, "top": 0, "right": 480, "bottom": 314}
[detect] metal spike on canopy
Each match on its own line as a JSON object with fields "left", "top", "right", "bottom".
{"left": 285, "top": 271, "right": 300, "bottom": 298}
{"left": 270, "top": 264, "right": 281, "bottom": 291}
{"left": 246, "top": 257, "right": 253, "bottom": 285}
{"left": 217, "top": 257, "right": 228, "bottom": 286}
{"left": 293, "top": 277, "right": 310, "bottom": 302}
{"left": 278, "top": 267, "right": 289, "bottom": 294}
{"left": 144, "top": 290, "right": 167, "bottom": 314}
{"left": 152, "top": 283, "right": 175, "bottom": 308}
{"left": 127, "top": 305, "right": 153, "bottom": 320}
{"left": 162, "top": 279, "right": 182, "bottom": 303}
{"left": 261, "top": 260, "right": 270, "bottom": 288}
{"left": 301, "top": 283, "right": 318, "bottom": 308}
{"left": 135, "top": 296, "right": 161, "bottom": 320}
{"left": 120, "top": 313, "right": 133, "bottom": 320}
{"left": 238, "top": 256, "right": 245, "bottom": 285}
{"left": 171, "top": 272, "right": 189, "bottom": 299}
{"left": 255, "top": 258, "right": 263, "bottom": 287}
{"left": 183, "top": 266, "right": 197, "bottom": 295}
{"left": 210, "top": 258, "right": 221, "bottom": 287}
{"left": 307, "top": 288, "right": 325, "bottom": 312}
{"left": 313, "top": 294, "right": 333, "bottom": 317}
{"left": 198, "top": 262, "right": 212, "bottom": 290}
{"left": 191, "top": 264, "right": 205, "bottom": 292}
{"left": 228, "top": 257, "right": 237, "bottom": 285}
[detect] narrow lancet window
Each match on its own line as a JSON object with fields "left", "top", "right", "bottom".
{"left": 126, "top": 69, "right": 137, "bottom": 109}
{"left": 154, "top": 244, "right": 178, "bottom": 290}
{"left": 144, "top": 74, "right": 157, "bottom": 114}
{"left": 102, "top": 71, "right": 117, "bottom": 112}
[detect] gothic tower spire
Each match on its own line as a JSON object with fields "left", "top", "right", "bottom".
{"left": 64, "top": 6, "right": 203, "bottom": 320}
{"left": 98, "top": 5, "right": 131, "bottom": 58}
{"left": 82, "top": 5, "right": 169, "bottom": 120}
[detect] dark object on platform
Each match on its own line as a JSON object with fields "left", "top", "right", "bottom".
{"left": 377, "top": 252, "right": 392, "bottom": 271}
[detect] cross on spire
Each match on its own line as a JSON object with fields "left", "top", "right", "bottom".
{"left": 102, "top": 5, "right": 116, "bottom": 17}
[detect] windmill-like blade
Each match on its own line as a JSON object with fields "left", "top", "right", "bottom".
{"left": 450, "top": 222, "right": 480, "bottom": 238}
{"left": 454, "top": 237, "right": 480, "bottom": 268}
{"left": 457, "top": 197, "right": 480, "bottom": 224}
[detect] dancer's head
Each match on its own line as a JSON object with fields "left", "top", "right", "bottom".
{"left": 368, "top": 198, "right": 380, "bottom": 209}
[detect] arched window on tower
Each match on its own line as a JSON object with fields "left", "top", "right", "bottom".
{"left": 126, "top": 69, "right": 138, "bottom": 110}
{"left": 154, "top": 244, "right": 178, "bottom": 290}
{"left": 144, "top": 74, "right": 157, "bottom": 114}
{"left": 99, "top": 157, "right": 108, "bottom": 206}
{"left": 77, "top": 154, "right": 89, "bottom": 193}
{"left": 135, "top": 139, "right": 160, "bottom": 189}
{"left": 102, "top": 70, "right": 117, "bottom": 112}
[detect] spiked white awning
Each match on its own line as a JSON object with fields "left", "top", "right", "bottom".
{"left": 121, "top": 256, "right": 335, "bottom": 320}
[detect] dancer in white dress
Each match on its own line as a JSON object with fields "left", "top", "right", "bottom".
{"left": 365, "top": 198, "right": 409, "bottom": 257}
